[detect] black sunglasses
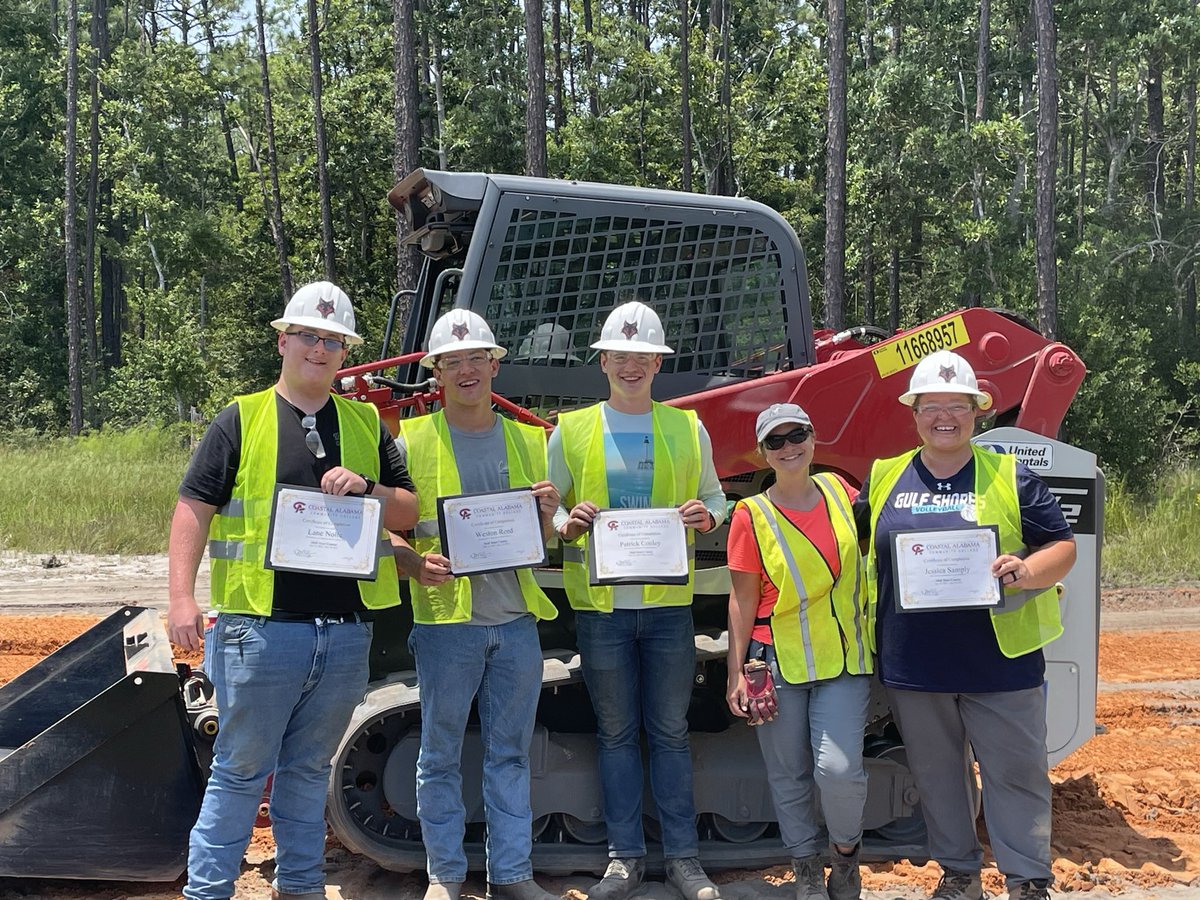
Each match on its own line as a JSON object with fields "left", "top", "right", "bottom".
{"left": 762, "top": 426, "right": 812, "bottom": 451}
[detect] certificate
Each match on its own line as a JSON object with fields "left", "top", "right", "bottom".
{"left": 588, "top": 508, "right": 689, "bottom": 586}
{"left": 265, "top": 484, "right": 383, "bottom": 580}
{"left": 890, "top": 525, "right": 1002, "bottom": 613}
{"left": 437, "top": 487, "right": 548, "bottom": 576}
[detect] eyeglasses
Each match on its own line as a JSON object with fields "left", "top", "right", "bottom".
{"left": 436, "top": 351, "right": 491, "bottom": 372}
{"left": 915, "top": 403, "right": 974, "bottom": 418}
{"left": 301, "top": 415, "right": 327, "bottom": 459}
{"left": 761, "top": 427, "right": 812, "bottom": 451}
{"left": 606, "top": 352, "right": 655, "bottom": 366}
{"left": 287, "top": 330, "right": 346, "bottom": 352}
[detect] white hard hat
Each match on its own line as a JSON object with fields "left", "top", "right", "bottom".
{"left": 271, "top": 281, "right": 362, "bottom": 345}
{"left": 420, "top": 309, "right": 507, "bottom": 368}
{"left": 516, "top": 323, "right": 582, "bottom": 363}
{"left": 590, "top": 301, "right": 674, "bottom": 354}
{"left": 900, "top": 350, "right": 993, "bottom": 411}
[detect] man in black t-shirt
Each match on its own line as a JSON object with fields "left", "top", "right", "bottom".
{"left": 167, "top": 282, "right": 417, "bottom": 900}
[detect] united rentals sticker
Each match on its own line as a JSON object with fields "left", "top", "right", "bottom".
{"left": 984, "top": 441, "right": 1054, "bottom": 471}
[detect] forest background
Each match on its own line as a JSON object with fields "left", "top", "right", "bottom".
{"left": 1, "top": 0, "right": 1198, "bottom": 486}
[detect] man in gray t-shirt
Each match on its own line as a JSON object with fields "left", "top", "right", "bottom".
{"left": 392, "top": 310, "right": 560, "bottom": 900}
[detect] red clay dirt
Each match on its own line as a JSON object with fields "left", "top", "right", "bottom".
{"left": 1, "top": 592, "right": 1199, "bottom": 898}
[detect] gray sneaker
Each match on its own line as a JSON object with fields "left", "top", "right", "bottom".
{"left": 931, "top": 869, "right": 984, "bottom": 900}
{"left": 826, "top": 844, "right": 861, "bottom": 900}
{"left": 1008, "top": 880, "right": 1051, "bottom": 900}
{"left": 791, "top": 855, "right": 829, "bottom": 900}
{"left": 424, "top": 883, "right": 465, "bottom": 900}
{"left": 588, "top": 857, "right": 645, "bottom": 900}
{"left": 487, "top": 878, "right": 560, "bottom": 900}
{"left": 665, "top": 857, "right": 721, "bottom": 900}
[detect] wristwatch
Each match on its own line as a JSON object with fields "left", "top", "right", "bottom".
{"left": 359, "top": 475, "right": 376, "bottom": 496}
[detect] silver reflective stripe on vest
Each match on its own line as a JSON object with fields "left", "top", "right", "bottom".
{"left": 746, "top": 494, "right": 817, "bottom": 679}
{"left": 414, "top": 519, "right": 440, "bottom": 538}
{"left": 217, "top": 498, "right": 245, "bottom": 517}
{"left": 208, "top": 539, "right": 244, "bottom": 561}
{"left": 814, "top": 473, "right": 867, "bottom": 672}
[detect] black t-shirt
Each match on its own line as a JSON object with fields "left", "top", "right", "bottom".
{"left": 180, "top": 392, "right": 414, "bottom": 616}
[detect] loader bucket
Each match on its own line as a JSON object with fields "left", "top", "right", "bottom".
{"left": 0, "top": 606, "right": 204, "bottom": 880}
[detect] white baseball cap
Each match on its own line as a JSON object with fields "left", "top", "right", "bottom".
{"left": 591, "top": 301, "right": 674, "bottom": 354}
{"left": 271, "top": 281, "right": 362, "bottom": 345}
{"left": 755, "top": 403, "right": 813, "bottom": 442}
{"left": 899, "top": 350, "right": 993, "bottom": 410}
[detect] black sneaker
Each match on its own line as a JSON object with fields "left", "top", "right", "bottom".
{"left": 791, "top": 855, "right": 829, "bottom": 900}
{"left": 588, "top": 857, "right": 645, "bottom": 900}
{"left": 1008, "top": 879, "right": 1051, "bottom": 900}
{"left": 826, "top": 844, "right": 861, "bottom": 900}
{"left": 930, "top": 869, "right": 984, "bottom": 900}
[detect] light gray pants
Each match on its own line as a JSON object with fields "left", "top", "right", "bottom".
{"left": 887, "top": 685, "right": 1052, "bottom": 888}
{"left": 754, "top": 645, "right": 871, "bottom": 858}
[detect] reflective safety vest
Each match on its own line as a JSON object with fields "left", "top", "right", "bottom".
{"left": 559, "top": 402, "right": 700, "bottom": 611}
{"left": 865, "top": 445, "right": 1064, "bottom": 659}
{"left": 399, "top": 411, "right": 558, "bottom": 625}
{"left": 740, "top": 473, "right": 872, "bottom": 683}
{"left": 207, "top": 387, "right": 400, "bottom": 615}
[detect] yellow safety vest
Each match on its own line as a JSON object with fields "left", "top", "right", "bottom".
{"left": 559, "top": 402, "right": 701, "bottom": 611}
{"left": 208, "top": 387, "right": 401, "bottom": 615}
{"left": 399, "top": 411, "right": 558, "bottom": 625}
{"left": 865, "top": 445, "right": 1063, "bottom": 659}
{"left": 740, "top": 473, "right": 873, "bottom": 683}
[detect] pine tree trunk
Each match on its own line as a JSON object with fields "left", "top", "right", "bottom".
{"left": 823, "top": 0, "right": 847, "bottom": 329}
{"left": 680, "top": 0, "right": 692, "bottom": 190}
{"left": 551, "top": 0, "right": 565, "bottom": 140}
{"left": 65, "top": 0, "right": 83, "bottom": 434}
{"left": 525, "top": 0, "right": 548, "bottom": 176}
{"left": 1077, "top": 60, "right": 1090, "bottom": 241}
{"left": 966, "top": 0, "right": 989, "bottom": 307}
{"left": 393, "top": 0, "right": 421, "bottom": 312}
{"left": 307, "top": 0, "right": 336, "bottom": 281}
{"left": 83, "top": 0, "right": 104, "bottom": 397}
{"left": 255, "top": 0, "right": 293, "bottom": 303}
{"left": 1145, "top": 52, "right": 1165, "bottom": 218}
{"left": 582, "top": 0, "right": 598, "bottom": 116}
{"left": 1033, "top": 0, "right": 1058, "bottom": 338}
{"left": 1183, "top": 4, "right": 1197, "bottom": 346}
{"left": 201, "top": 0, "right": 242, "bottom": 213}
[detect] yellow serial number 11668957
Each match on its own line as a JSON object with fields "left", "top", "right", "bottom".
{"left": 871, "top": 314, "right": 970, "bottom": 379}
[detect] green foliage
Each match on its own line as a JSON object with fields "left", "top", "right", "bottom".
{"left": 0, "top": 427, "right": 191, "bottom": 554}
{"left": 1103, "top": 467, "right": 1200, "bottom": 585}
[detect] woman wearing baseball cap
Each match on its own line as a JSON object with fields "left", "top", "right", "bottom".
{"left": 725, "top": 403, "right": 873, "bottom": 900}
{"left": 856, "top": 350, "right": 1076, "bottom": 900}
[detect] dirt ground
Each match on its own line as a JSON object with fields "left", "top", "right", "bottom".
{"left": 1, "top": 553, "right": 1199, "bottom": 899}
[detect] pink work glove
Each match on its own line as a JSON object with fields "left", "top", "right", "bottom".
{"left": 743, "top": 658, "right": 779, "bottom": 725}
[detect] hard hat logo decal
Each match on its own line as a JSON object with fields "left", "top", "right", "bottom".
{"left": 621, "top": 320, "right": 639, "bottom": 339}
{"left": 316, "top": 298, "right": 336, "bottom": 319}
{"left": 451, "top": 322, "right": 470, "bottom": 340}
{"left": 938, "top": 365, "right": 957, "bottom": 382}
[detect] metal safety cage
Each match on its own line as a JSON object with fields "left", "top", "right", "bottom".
{"left": 392, "top": 171, "right": 815, "bottom": 421}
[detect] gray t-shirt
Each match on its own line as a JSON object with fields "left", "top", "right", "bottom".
{"left": 396, "top": 417, "right": 532, "bottom": 626}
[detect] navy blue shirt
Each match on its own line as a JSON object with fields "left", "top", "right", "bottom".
{"left": 853, "top": 453, "right": 1072, "bottom": 693}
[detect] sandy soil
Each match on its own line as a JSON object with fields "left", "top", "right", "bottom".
{"left": 1, "top": 553, "right": 1199, "bottom": 899}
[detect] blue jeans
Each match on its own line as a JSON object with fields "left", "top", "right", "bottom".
{"left": 184, "top": 614, "right": 373, "bottom": 900}
{"left": 750, "top": 642, "right": 870, "bottom": 857}
{"left": 408, "top": 616, "right": 543, "bottom": 885}
{"left": 575, "top": 606, "right": 699, "bottom": 859}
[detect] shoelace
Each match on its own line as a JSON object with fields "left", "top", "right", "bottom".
{"left": 606, "top": 860, "right": 636, "bottom": 879}
{"left": 673, "top": 858, "right": 706, "bottom": 880}
{"left": 933, "top": 872, "right": 976, "bottom": 898}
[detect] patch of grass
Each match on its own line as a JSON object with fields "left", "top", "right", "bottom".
{"left": 0, "top": 427, "right": 192, "bottom": 555}
{"left": 1102, "top": 467, "right": 1200, "bottom": 585}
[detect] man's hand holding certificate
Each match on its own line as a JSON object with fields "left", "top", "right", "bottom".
{"left": 890, "top": 525, "right": 1004, "bottom": 612}
{"left": 587, "top": 508, "right": 690, "bottom": 585}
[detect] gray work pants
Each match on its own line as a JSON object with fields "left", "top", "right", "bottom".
{"left": 887, "top": 685, "right": 1052, "bottom": 889}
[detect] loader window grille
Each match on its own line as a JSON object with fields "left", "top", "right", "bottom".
{"left": 484, "top": 207, "right": 792, "bottom": 380}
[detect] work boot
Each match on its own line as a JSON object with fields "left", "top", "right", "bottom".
{"left": 270, "top": 889, "right": 326, "bottom": 900}
{"left": 1007, "top": 879, "right": 1051, "bottom": 900}
{"left": 665, "top": 857, "right": 721, "bottom": 900}
{"left": 930, "top": 869, "right": 984, "bottom": 900}
{"left": 790, "top": 855, "right": 829, "bottom": 900}
{"left": 825, "top": 844, "right": 861, "bottom": 900}
{"left": 424, "top": 882, "right": 465, "bottom": 900}
{"left": 588, "top": 857, "right": 645, "bottom": 900}
{"left": 487, "top": 879, "right": 561, "bottom": 900}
